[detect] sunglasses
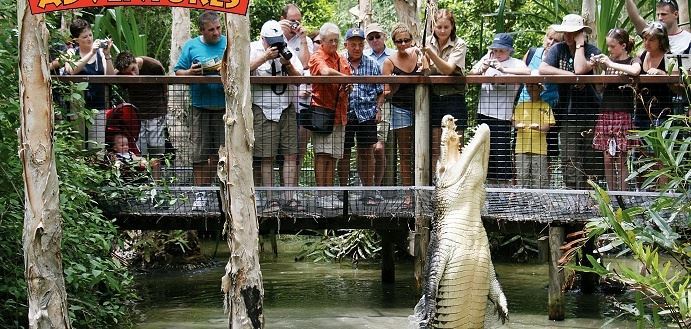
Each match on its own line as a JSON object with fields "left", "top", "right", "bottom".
{"left": 367, "top": 34, "right": 382, "bottom": 41}
{"left": 314, "top": 40, "right": 322, "bottom": 44}
{"left": 659, "top": 0, "right": 678, "bottom": 10}
{"left": 394, "top": 38, "right": 412, "bottom": 45}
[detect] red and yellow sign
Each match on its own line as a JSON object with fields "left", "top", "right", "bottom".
{"left": 29, "top": 0, "right": 249, "bottom": 15}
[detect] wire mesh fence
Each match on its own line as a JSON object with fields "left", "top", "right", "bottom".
{"left": 54, "top": 75, "right": 686, "bottom": 221}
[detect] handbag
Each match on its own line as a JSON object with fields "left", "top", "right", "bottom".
{"left": 302, "top": 60, "right": 341, "bottom": 133}
{"left": 301, "top": 105, "right": 335, "bottom": 133}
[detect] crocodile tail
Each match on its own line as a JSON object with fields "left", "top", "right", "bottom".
{"left": 408, "top": 296, "right": 429, "bottom": 328}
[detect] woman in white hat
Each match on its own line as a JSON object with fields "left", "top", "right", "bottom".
{"left": 539, "top": 14, "right": 603, "bottom": 190}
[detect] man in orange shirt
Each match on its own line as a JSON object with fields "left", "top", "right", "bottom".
{"left": 308, "top": 22, "right": 351, "bottom": 209}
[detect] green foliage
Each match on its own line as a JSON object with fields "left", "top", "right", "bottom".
{"left": 296, "top": 230, "right": 382, "bottom": 266}
{"left": 93, "top": 7, "right": 148, "bottom": 56}
{"left": 566, "top": 116, "right": 690, "bottom": 328}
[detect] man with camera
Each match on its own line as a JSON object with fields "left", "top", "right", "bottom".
{"left": 279, "top": 3, "right": 314, "bottom": 68}
{"left": 250, "top": 20, "right": 304, "bottom": 212}
{"left": 173, "top": 11, "right": 227, "bottom": 211}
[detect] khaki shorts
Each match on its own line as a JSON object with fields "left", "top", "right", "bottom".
{"left": 313, "top": 124, "right": 345, "bottom": 159}
{"left": 253, "top": 104, "right": 298, "bottom": 158}
{"left": 191, "top": 107, "right": 225, "bottom": 163}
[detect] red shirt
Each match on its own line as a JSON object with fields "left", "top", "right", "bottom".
{"left": 309, "top": 48, "right": 351, "bottom": 126}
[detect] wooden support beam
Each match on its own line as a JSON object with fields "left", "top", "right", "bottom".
{"left": 413, "top": 84, "right": 430, "bottom": 289}
{"left": 380, "top": 230, "right": 396, "bottom": 283}
{"left": 538, "top": 235, "right": 549, "bottom": 263}
{"left": 548, "top": 226, "right": 565, "bottom": 320}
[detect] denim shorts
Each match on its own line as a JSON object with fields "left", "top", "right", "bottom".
{"left": 390, "top": 105, "right": 413, "bottom": 130}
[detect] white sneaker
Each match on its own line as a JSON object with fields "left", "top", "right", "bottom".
{"left": 317, "top": 195, "right": 343, "bottom": 210}
{"left": 191, "top": 192, "right": 208, "bottom": 212}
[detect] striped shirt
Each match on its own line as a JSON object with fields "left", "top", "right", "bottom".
{"left": 345, "top": 52, "right": 383, "bottom": 123}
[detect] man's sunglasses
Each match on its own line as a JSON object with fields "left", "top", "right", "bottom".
{"left": 659, "top": 0, "right": 678, "bottom": 10}
{"left": 367, "top": 34, "right": 382, "bottom": 41}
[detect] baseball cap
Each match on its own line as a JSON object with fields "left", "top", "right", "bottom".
{"left": 488, "top": 33, "right": 514, "bottom": 51}
{"left": 346, "top": 28, "right": 366, "bottom": 40}
{"left": 261, "top": 20, "right": 286, "bottom": 45}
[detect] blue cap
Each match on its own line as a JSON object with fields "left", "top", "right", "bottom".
{"left": 345, "top": 28, "right": 366, "bottom": 40}
{"left": 489, "top": 33, "right": 514, "bottom": 51}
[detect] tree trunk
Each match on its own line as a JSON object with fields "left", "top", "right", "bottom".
{"left": 394, "top": 0, "right": 421, "bottom": 44}
{"left": 18, "top": 1, "right": 71, "bottom": 328}
{"left": 219, "top": 12, "right": 264, "bottom": 329}
{"left": 679, "top": 0, "right": 690, "bottom": 32}
{"left": 581, "top": 0, "right": 596, "bottom": 42}
{"left": 359, "top": 0, "right": 372, "bottom": 28}
{"left": 168, "top": 8, "right": 192, "bottom": 168}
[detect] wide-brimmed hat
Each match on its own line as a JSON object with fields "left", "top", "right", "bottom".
{"left": 551, "top": 14, "right": 592, "bottom": 34}
{"left": 488, "top": 33, "right": 514, "bottom": 51}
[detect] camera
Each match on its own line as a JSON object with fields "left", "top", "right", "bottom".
{"left": 289, "top": 20, "right": 300, "bottom": 30}
{"left": 95, "top": 39, "right": 108, "bottom": 49}
{"left": 271, "top": 41, "right": 293, "bottom": 61}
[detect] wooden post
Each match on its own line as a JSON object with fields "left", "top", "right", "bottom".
{"left": 19, "top": 1, "right": 72, "bottom": 327}
{"left": 413, "top": 84, "right": 430, "bottom": 288}
{"left": 380, "top": 230, "right": 395, "bottom": 283}
{"left": 548, "top": 226, "right": 565, "bottom": 321}
{"left": 538, "top": 235, "right": 549, "bottom": 263}
{"left": 220, "top": 12, "right": 264, "bottom": 329}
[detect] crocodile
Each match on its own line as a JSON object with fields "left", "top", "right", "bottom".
{"left": 410, "top": 116, "right": 508, "bottom": 329}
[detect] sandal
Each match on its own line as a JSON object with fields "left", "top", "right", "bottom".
{"left": 262, "top": 200, "right": 281, "bottom": 214}
{"left": 285, "top": 199, "right": 305, "bottom": 211}
{"left": 365, "top": 196, "right": 379, "bottom": 206}
{"left": 402, "top": 195, "right": 413, "bottom": 209}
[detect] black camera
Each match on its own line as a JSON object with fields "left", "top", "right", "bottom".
{"left": 289, "top": 20, "right": 300, "bottom": 30}
{"left": 271, "top": 41, "right": 293, "bottom": 61}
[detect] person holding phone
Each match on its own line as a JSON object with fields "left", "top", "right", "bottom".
{"left": 64, "top": 18, "right": 115, "bottom": 148}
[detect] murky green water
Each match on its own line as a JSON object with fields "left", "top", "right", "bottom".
{"left": 134, "top": 239, "right": 635, "bottom": 328}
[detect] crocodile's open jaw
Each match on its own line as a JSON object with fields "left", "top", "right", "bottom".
{"left": 437, "top": 122, "right": 490, "bottom": 189}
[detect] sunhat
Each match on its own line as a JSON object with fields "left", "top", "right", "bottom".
{"left": 551, "top": 14, "right": 592, "bottom": 34}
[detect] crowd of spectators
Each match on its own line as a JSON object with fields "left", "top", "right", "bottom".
{"left": 59, "top": 1, "right": 690, "bottom": 212}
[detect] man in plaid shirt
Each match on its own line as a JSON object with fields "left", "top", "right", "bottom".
{"left": 337, "top": 28, "right": 386, "bottom": 205}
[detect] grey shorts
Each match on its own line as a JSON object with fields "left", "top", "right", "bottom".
{"left": 313, "top": 124, "right": 345, "bottom": 159}
{"left": 191, "top": 107, "right": 225, "bottom": 163}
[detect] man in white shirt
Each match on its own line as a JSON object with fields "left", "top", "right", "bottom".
{"left": 250, "top": 20, "right": 304, "bottom": 211}
{"left": 626, "top": 0, "right": 691, "bottom": 54}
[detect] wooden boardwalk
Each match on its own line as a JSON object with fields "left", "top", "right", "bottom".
{"left": 105, "top": 186, "right": 663, "bottom": 231}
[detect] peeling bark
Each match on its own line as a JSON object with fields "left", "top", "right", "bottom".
{"left": 18, "top": 0, "right": 71, "bottom": 328}
{"left": 219, "top": 12, "right": 264, "bottom": 329}
{"left": 359, "top": 0, "right": 372, "bottom": 28}
{"left": 679, "top": 0, "right": 690, "bottom": 32}
{"left": 394, "top": 0, "right": 421, "bottom": 44}
{"left": 581, "top": 0, "right": 596, "bottom": 42}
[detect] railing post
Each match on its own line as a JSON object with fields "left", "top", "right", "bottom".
{"left": 413, "top": 84, "right": 430, "bottom": 288}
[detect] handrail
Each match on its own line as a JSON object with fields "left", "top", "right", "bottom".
{"left": 53, "top": 74, "right": 682, "bottom": 85}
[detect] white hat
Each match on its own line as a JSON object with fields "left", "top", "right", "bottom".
{"left": 261, "top": 20, "right": 286, "bottom": 45}
{"left": 551, "top": 14, "right": 592, "bottom": 34}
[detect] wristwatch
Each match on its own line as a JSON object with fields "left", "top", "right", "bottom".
{"left": 576, "top": 44, "right": 585, "bottom": 49}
